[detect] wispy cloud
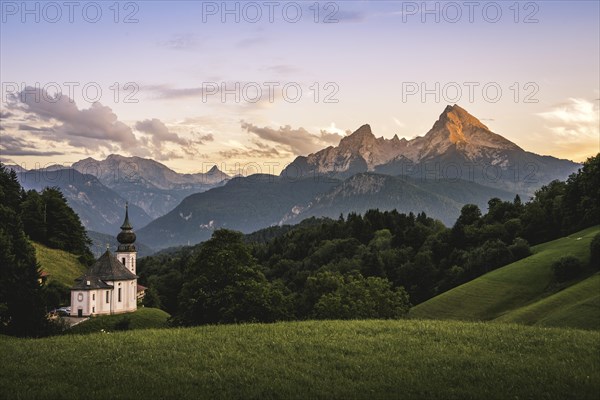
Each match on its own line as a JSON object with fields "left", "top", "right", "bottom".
{"left": 4, "top": 87, "right": 215, "bottom": 161}
{"left": 0, "top": 133, "right": 64, "bottom": 156}
{"left": 241, "top": 121, "right": 343, "bottom": 155}
{"left": 537, "top": 98, "right": 599, "bottom": 138}
{"left": 537, "top": 98, "right": 600, "bottom": 161}
{"left": 159, "top": 33, "right": 201, "bottom": 50}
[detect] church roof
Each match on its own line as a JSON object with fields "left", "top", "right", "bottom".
{"left": 83, "top": 250, "right": 138, "bottom": 282}
{"left": 72, "top": 275, "right": 113, "bottom": 290}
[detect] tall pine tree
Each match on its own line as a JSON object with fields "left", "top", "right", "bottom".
{"left": 0, "top": 164, "right": 48, "bottom": 337}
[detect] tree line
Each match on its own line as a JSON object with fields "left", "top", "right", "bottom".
{"left": 139, "top": 155, "right": 600, "bottom": 327}
{"left": 1, "top": 154, "right": 598, "bottom": 336}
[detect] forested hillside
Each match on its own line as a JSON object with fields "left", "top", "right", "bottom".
{"left": 138, "top": 155, "right": 600, "bottom": 327}
{"left": 0, "top": 164, "right": 92, "bottom": 337}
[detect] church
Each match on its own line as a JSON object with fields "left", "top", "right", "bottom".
{"left": 70, "top": 204, "right": 140, "bottom": 318}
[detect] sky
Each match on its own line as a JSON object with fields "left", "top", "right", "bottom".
{"left": 1, "top": 0, "right": 599, "bottom": 175}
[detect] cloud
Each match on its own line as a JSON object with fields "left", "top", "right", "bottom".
{"left": 537, "top": 98, "right": 600, "bottom": 161}
{"left": 144, "top": 84, "right": 205, "bottom": 100}
{"left": 9, "top": 86, "right": 138, "bottom": 151}
{"left": 135, "top": 119, "right": 190, "bottom": 146}
{"left": 0, "top": 133, "right": 64, "bottom": 156}
{"left": 159, "top": 33, "right": 200, "bottom": 50}
{"left": 5, "top": 87, "right": 212, "bottom": 161}
{"left": 135, "top": 119, "right": 215, "bottom": 160}
{"left": 240, "top": 121, "right": 343, "bottom": 155}
{"left": 218, "top": 146, "right": 285, "bottom": 160}
{"left": 0, "top": 111, "right": 14, "bottom": 119}
{"left": 235, "top": 36, "right": 267, "bottom": 48}
{"left": 537, "top": 98, "right": 599, "bottom": 138}
{"left": 18, "top": 124, "right": 53, "bottom": 132}
{"left": 264, "top": 65, "right": 299, "bottom": 75}
{"left": 334, "top": 9, "right": 368, "bottom": 22}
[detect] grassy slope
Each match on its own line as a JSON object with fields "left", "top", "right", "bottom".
{"left": 497, "top": 274, "right": 600, "bottom": 330}
{"left": 1, "top": 320, "right": 599, "bottom": 400}
{"left": 69, "top": 307, "right": 170, "bottom": 334}
{"left": 410, "top": 226, "right": 600, "bottom": 328}
{"left": 32, "top": 242, "right": 86, "bottom": 287}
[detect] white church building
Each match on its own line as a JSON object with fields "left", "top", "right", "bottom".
{"left": 70, "top": 204, "right": 139, "bottom": 317}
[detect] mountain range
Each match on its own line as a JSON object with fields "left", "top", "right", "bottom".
{"left": 10, "top": 157, "right": 230, "bottom": 236}
{"left": 282, "top": 105, "right": 579, "bottom": 194}
{"left": 136, "top": 172, "right": 519, "bottom": 250}
{"left": 16, "top": 168, "right": 154, "bottom": 235}
{"left": 72, "top": 155, "right": 229, "bottom": 218}
{"left": 7, "top": 104, "right": 582, "bottom": 252}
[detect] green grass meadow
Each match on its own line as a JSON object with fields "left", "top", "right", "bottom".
{"left": 32, "top": 242, "right": 86, "bottom": 287}
{"left": 1, "top": 319, "right": 599, "bottom": 400}
{"left": 411, "top": 226, "right": 600, "bottom": 329}
{"left": 68, "top": 307, "right": 170, "bottom": 334}
{"left": 7, "top": 230, "right": 596, "bottom": 399}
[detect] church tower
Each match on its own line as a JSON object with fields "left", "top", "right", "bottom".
{"left": 116, "top": 203, "right": 137, "bottom": 274}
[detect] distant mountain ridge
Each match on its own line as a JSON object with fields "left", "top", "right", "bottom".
{"left": 16, "top": 168, "right": 153, "bottom": 235}
{"left": 137, "top": 172, "right": 518, "bottom": 250}
{"left": 72, "top": 155, "right": 229, "bottom": 218}
{"left": 136, "top": 174, "right": 340, "bottom": 249}
{"left": 286, "top": 173, "right": 517, "bottom": 226}
{"left": 283, "top": 105, "right": 580, "bottom": 194}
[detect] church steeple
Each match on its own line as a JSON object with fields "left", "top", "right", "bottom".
{"left": 117, "top": 202, "right": 136, "bottom": 252}
{"left": 120, "top": 202, "right": 133, "bottom": 230}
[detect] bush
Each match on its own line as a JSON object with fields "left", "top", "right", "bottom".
{"left": 590, "top": 233, "right": 600, "bottom": 270}
{"left": 552, "top": 256, "right": 583, "bottom": 282}
{"left": 509, "top": 237, "right": 531, "bottom": 261}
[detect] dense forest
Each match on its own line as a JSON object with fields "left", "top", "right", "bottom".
{"left": 139, "top": 155, "right": 600, "bottom": 327}
{"left": 0, "top": 164, "right": 92, "bottom": 337}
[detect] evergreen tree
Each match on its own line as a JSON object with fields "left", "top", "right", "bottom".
{"left": 0, "top": 164, "right": 48, "bottom": 337}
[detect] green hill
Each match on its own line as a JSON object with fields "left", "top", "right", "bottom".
{"left": 69, "top": 307, "right": 170, "bottom": 334}
{"left": 1, "top": 320, "right": 598, "bottom": 399}
{"left": 497, "top": 274, "right": 600, "bottom": 330}
{"left": 410, "top": 226, "right": 600, "bottom": 329}
{"left": 32, "top": 242, "right": 86, "bottom": 287}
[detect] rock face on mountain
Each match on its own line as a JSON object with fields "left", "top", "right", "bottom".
{"left": 282, "top": 124, "right": 405, "bottom": 178}
{"left": 72, "top": 155, "right": 229, "bottom": 218}
{"left": 284, "top": 172, "right": 517, "bottom": 226}
{"left": 282, "top": 105, "right": 580, "bottom": 194}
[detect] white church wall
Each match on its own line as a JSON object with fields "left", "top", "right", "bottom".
{"left": 70, "top": 290, "right": 90, "bottom": 317}
{"left": 116, "top": 251, "right": 136, "bottom": 274}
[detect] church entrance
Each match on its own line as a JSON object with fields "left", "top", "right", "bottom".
{"left": 77, "top": 309, "right": 83, "bottom": 317}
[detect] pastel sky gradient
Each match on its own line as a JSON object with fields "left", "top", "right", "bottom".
{"left": 1, "top": 0, "right": 598, "bottom": 174}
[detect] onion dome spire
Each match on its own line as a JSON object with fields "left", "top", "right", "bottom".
{"left": 121, "top": 202, "right": 133, "bottom": 230}
{"left": 117, "top": 202, "right": 136, "bottom": 252}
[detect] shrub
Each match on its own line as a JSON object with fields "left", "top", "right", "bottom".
{"left": 509, "top": 237, "right": 531, "bottom": 261}
{"left": 552, "top": 256, "right": 583, "bottom": 282}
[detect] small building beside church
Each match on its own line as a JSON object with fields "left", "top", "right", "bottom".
{"left": 70, "top": 204, "right": 139, "bottom": 318}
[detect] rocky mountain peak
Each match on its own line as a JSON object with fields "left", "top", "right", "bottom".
{"left": 441, "top": 104, "right": 490, "bottom": 131}
{"left": 339, "top": 124, "right": 375, "bottom": 147}
{"left": 419, "top": 104, "right": 521, "bottom": 158}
